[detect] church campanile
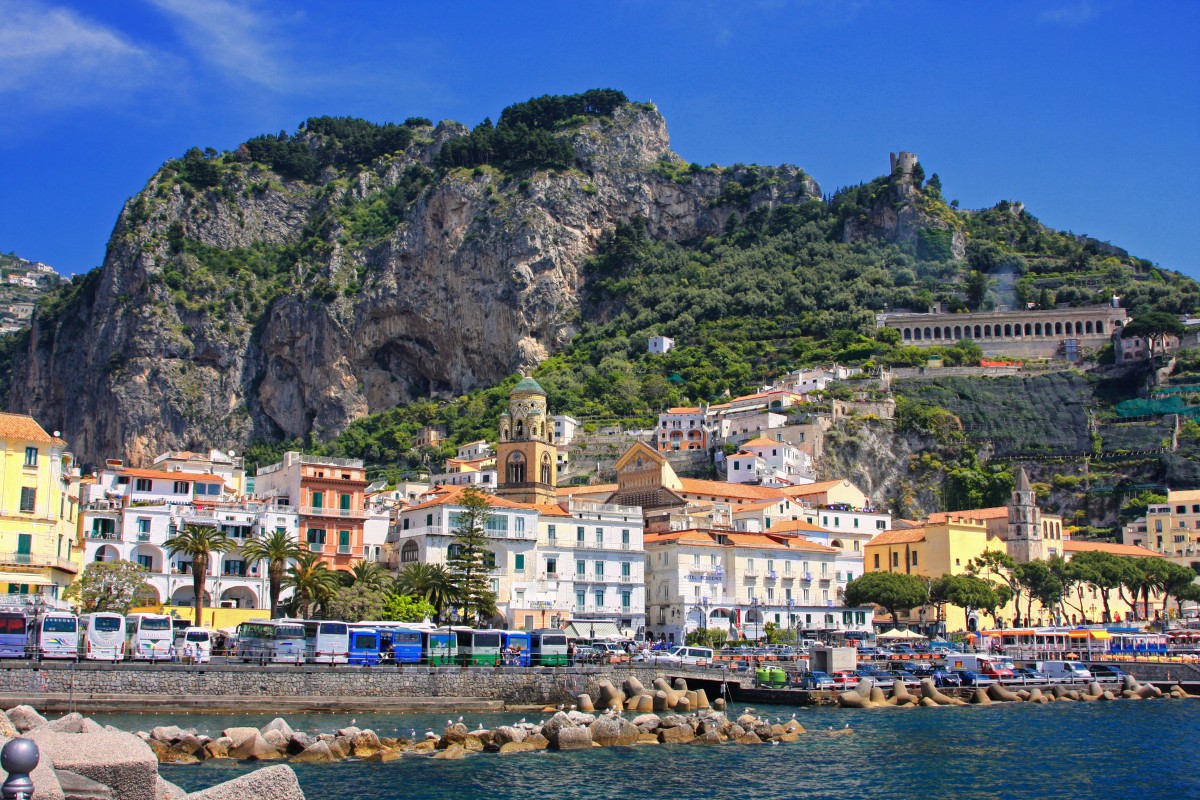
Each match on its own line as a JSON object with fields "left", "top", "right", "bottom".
{"left": 496, "top": 375, "right": 558, "bottom": 505}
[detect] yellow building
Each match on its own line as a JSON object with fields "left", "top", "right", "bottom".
{"left": 0, "top": 413, "right": 82, "bottom": 603}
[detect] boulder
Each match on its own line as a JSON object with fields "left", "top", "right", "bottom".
{"left": 540, "top": 712, "right": 574, "bottom": 740}
{"left": 492, "top": 726, "right": 526, "bottom": 746}
{"left": 291, "top": 741, "right": 338, "bottom": 764}
{"left": 157, "top": 777, "right": 187, "bottom": 800}
{"left": 462, "top": 736, "right": 484, "bottom": 753}
{"left": 524, "top": 733, "right": 549, "bottom": 750}
{"left": 498, "top": 741, "right": 537, "bottom": 754}
{"left": 349, "top": 730, "right": 382, "bottom": 758}
{"left": 28, "top": 729, "right": 159, "bottom": 800}
{"left": 221, "top": 728, "right": 260, "bottom": 748}
{"left": 6, "top": 705, "right": 48, "bottom": 733}
{"left": 40, "top": 714, "right": 83, "bottom": 734}
{"left": 631, "top": 714, "right": 661, "bottom": 733}
{"left": 566, "top": 711, "right": 596, "bottom": 726}
{"left": 725, "top": 723, "right": 746, "bottom": 740}
{"left": 202, "top": 738, "right": 232, "bottom": 760}
{"left": 753, "top": 724, "right": 773, "bottom": 741}
{"left": 261, "top": 730, "right": 289, "bottom": 752}
{"left": 286, "top": 733, "right": 311, "bottom": 756}
{"left": 79, "top": 719, "right": 107, "bottom": 735}
{"left": 54, "top": 769, "right": 115, "bottom": 799}
{"left": 433, "top": 744, "right": 468, "bottom": 760}
{"left": 184, "top": 764, "right": 304, "bottom": 800}
{"left": 589, "top": 717, "right": 640, "bottom": 747}
{"left": 228, "top": 732, "right": 284, "bottom": 761}
{"left": 736, "top": 714, "right": 758, "bottom": 728}
{"left": 151, "top": 725, "right": 186, "bottom": 743}
{"left": 0, "top": 711, "right": 17, "bottom": 738}
{"left": 363, "top": 751, "right": 404, "bottom": 763}
{"left": 550, "top": 726, "right": 592, "bottom": 751}
{"left": 657, "top": 725, "right": 693, "bottom": 744}
{"left": 692, "top": 730, "right": 722, "bottom": 745}
{"left": 411, "top": 740, "right": 436, "bottom": 753}
{"left": 736, "top": 732, "right": 763, "bottom": 745}
{"left": 161, "top": 740, "right": 202, "bottom": 765}
{"left": 784, "top": 721, "right": 806, "bottom": 734}
{"left": 334, "top": 726, "right": 361, "bottom": 739}
{"left": 260, "top": 718, "right": 294, "bottom": 740}
{"left": 636, "top": 734, "right": 660, "bottom": 744}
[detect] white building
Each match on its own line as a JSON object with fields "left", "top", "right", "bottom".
{"left": 648, "top": 336, "right": 674, "bottom": 355}
{"left": 456, "top": 440, "right": 493, "bottom": 460}
{"left": 725, "top": 436, "right": 815, "bottom": 486}
{"left": 552, "top": 415, "right": 581, "bottom": 446}
{"left": 643, "top": 528, "right": 873, "bottom": 644}
{"left": 390, "top": 488, "right": 646, "bottom": 636}
{"left": 776, "top": 366, "right": 861, "bottom": 395}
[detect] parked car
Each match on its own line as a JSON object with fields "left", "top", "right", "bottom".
{"left": 795, "top": 671, "right": 835, "bottom": 690}
{"left": 1010, "top": 667, "right": 1048, "bottom": 685}
{"left": 1088, "top": 664, "right": 1131, "bottom": 684}
{"left": 830, "top": 670, "right": 860, "bottom": 690}
{"left": 632, "top": 645, "right": 714, "bottom": 666}
{"left": 1036, "top": 660, "right": 1093, "bottom": 683}
{"left": 952, "top": 669, "right": 995, "bottom": 687}
{"left": 932, "top": 670, "right": 963, "bottom": 688}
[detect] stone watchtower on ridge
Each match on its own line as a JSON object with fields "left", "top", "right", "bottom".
{"left": 1006, "top": 465, "right": 1044, "bottom": 562}
{"left": 496, "top": 375, "right": 558, "bottom": 505}
{"left": 890, "top": 151, "right": 918, "bottom": 177}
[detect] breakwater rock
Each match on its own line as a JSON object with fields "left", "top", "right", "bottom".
{"left": 835, "top": 675, "right": 1191, "bottom": 709}
{"left": 0, "top": 705, "right": 304, "bottom": 800}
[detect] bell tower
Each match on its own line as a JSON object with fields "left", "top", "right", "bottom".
{"left": 496, "top": 375, "right": 558, "bottom": 505}
{"left": 1007, "top": 465, "right": 1044, "bottom": 562}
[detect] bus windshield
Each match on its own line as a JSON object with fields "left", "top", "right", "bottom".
{"left": 0, "top": 615, "right": 25, "bottom": 634}
{"left": 185, "top": 630, "right": 210, "bottom": 642}
{"left": 43, "top": 617, "right": 77, "bottom": 633}
{"left": 351, "top": 632, "right": 377, "bottom": 648}
{"left": 138, "top": 617, "right": 171, "bottom": 631}
{"left": 320, "top": 622, "right": 348, "bottom": 635}
{"left": 93, "top": 617, "right": 122, "bottom": 632}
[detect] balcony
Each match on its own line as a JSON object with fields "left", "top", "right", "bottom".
{"left": 85, "top": 530, "right": 120, "bottom": 541}
{"left": 742, "top": 570, "right": 759, "bottom": 579}
{"left": 619, "top": 575, "right": 635, "bottom": 583}
{"left": 542, "top": 572, "right": 560, "bottom": 580}
{"left": 802, "top": 572, "right": 813, "bottom": 582}
{"left": 0, "top": 552, "right": 78, "bottom": 573}
{"left": 300, "top": 506, "right": 369, "bottom": 520}
{"left": 136, "top": 532, "right": 152, "bottom": 542}
{"left": 336, "top": 546, "right": 353, "bottom": 555}
{"left": 83, "top": 500, "right": 122, "bottom": 513}
{"left": 765, "top": 570, "right": 778, "bottom": 580}
{"left": 304, "top": 543, "right": 327, "bottom": 554}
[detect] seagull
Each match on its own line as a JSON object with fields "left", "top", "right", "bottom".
{"left": 518, "top": 718, "right": 526, "bottom": 724}
{"left": 447, "top": 719, "right": 453, "bottom": 726}
{"left": 410, "top": 729, "right": 416, "bottom": 739}
{"left": 349, "top": 719, "right": 356, "bottom": 727}
{"left": 457, "top": 715, "right": 464, "bottom": 722}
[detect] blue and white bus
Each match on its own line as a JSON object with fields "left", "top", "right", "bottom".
{"left": 300, "top": 620, "right": 349, "bottom": 664}
{"left": 78, "top": 613, "right": 125, "bottom": 661}
{"left": 347, "top": 627, "right": 382, "bottom": 666}
{"left": 125, "top": 613, "right": 174, "bottom": 661}
{"left": 501, "top": 630, "right": 531, "bottom": 666}
{"left": 237, "top": 620, "right": 306, "bottom": 663}
{"left": 32, "top": 611, "right": 78, "bottom": 660}
{"left": 0, "top": 610, "right": 29, "bottom": 659}
{"left": 387, "top": 628, "right": 423, "bottom": 664}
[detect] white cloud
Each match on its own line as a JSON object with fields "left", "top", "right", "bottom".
{"left": 1038, "top": 1, "right": 1096, "bottom": 25}
{"left": 0, "top": 1, "right": 159, "bottom": 104}
{"left": 147, "top": 0, "right": 287, "bottom": 89}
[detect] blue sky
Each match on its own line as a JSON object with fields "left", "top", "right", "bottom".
{"left": 1, "top": 0, "right": 1197, "bottom": 278}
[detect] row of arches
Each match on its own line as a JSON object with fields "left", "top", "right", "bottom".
{"left": 901, "top": 318, "right": 1108, "bottom": 343}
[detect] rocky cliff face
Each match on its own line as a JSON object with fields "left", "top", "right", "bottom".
{"left": 8, "top": 104, "right": 819, "bottom": 468}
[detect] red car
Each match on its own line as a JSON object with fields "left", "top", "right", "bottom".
{"left": 830, "top": 670, "right": 860, "bottom": 690}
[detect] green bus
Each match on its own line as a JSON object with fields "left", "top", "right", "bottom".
{"left": 529, "top": 629, "right": 569, "bottom": 666}
{"left": 453, "top": 627, "right": 502, "bottom": 665}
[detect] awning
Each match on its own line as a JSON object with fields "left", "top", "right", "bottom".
{"left": 1088, "top": 630, "right": 1111, "bottom": 640}
{"left": 562, "top": 620, "right": 622, "bottom": 640}
{"left": 878, "top": 628, "right": 926, "bottom": 640}
{"left": 0, "top": 573, "right": 54, "bottom": 586}
{"left": 1068, "top": 630, "right": 1092, "bottom": 638}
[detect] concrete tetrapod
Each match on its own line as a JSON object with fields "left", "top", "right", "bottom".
{"left": 919, "top": 679, "right": 960, "bottom": 706}
{"left": 887, "top": 679, "right": 916, "bottom": 706}
{"left": 971, "top": 689, "right": 992, "bottom": 705}
{"left": 987, "top": 683, "right": 1022, "bottom": 702}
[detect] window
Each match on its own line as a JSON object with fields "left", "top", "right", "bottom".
{"left": 784, "top": 561, "right": 791, "bottom": 575}
{"left": 621, "top": 529, "right": 630, "bottom": 546}
{"left": 854, "top": 541, "right": 861, "bottom": 552}
{"left": 23, "top": 447, "right": 37, "bottom": 467}
{"left": 401, "top": 541, "right": 418, "bottom": 563}
{"left": 911, "top": 551, "right": 918, "bottom": 566}
{"left": 576, "top": 526, "right": 585, "bottom": 543}
{"left": 340, "top": 493, "right": 351, "bottom": 510}
{"left": 546, "top": 557, "right": 557, "bottom": 575}
{"left": 594, "top": 561, "right": 604, "bottom": 577}
{"left": 622, "top": 591, "right": 631, "bottom": 609}
{"left": 595, "top": 527, "right": 603, "bottom": 545}
{"left": 876, "top": 520, "right": 886, "bottom": 530}
{"left": 137, "top": 518, "right": 150, "bottom": 534}
{"left": 576, "top": 559, "right": 586, "bottom": 576}
{"left": 403, "top": 518, "right": 410, "bottom": 530}
{"left": 891, "top": 552, "right": 899, "bottom": 567}
{"left": 548, "top": 524, "right": 557, "bottom": 542}
{"left": 747, "top": 558, "right": 755, "bottom": 572}
{"left": 491, "top": 578, "right": 500, "bottom": 595}
{"left": 853, "top": 518, "right": 859, "bottom": 528}
{"left": 312, "top": 491, "right": 323, "bottom": 508}
{"left": 307, "top": 528, "right": 326, "bottom": 547}
{"left": 594, "top": 590, "right": 604, "bottom": 608}
{"left": 224, "top": 560, "right": 245, "bottom": 576}
{"left": 19, "top": 487, "right": 35, "bottom": 513}
{"left": 621, "top": 562, "right": 631, "bottom": 577}
{"left": 173, "top": 481, "right": 189, "bottom": 494}
{"left": 425, "top": 513, "right": 433, "bottom": 527}
{"left": 137, "top": 554, "right": 153, "bottom": 570}
{"left": 693, "top": 553, "right": 700, "bottom": 565}
{"left": 338, "top": 530, "right": 351, "bottom": 552}
{"left": 135, "top": 479, "right": 152, "bottom": 492}
{"left": 515, "top": 554, "right": 525, "bottom": 571}
{"left": 576, "top": 590, "right": 585, "bottom": 609}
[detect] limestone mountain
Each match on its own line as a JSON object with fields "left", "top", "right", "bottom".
{"left": 5, "top": 92, "right": 819, "bottom": 468}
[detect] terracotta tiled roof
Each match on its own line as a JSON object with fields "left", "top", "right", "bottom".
{"left": 1062, "top": 540, "right": 1162, "bottom": 558}
{"left": 555, "top": 483, "right": 618, "bottom": 497}
{"left": 405, "top": 486, "right": 533, "bottom": 512}
{"left": 530, "top": 503, "right": 572, "bottom": 517}
{"left": 677, "top": 478, "right": 787, "bottom": 501}
{"left": 665, "top": 407, "right": 701, "bottom": 414}
{"left": 741, "top": 436, "right": 780, "bottom": 448}
{"left": 0, "top": 413, "right": 65, "bottom": 446}
{"left": 926, "top": 507, "right": 1010, "bottom": 524}
{"left": 764, "top": 519, "right": 830, "bottom": 535}
{"left": 644, "top": 530, "right": 722, "bottom": 546}
{"left": 732, "top": 499, "right": 788, "bottom": 513}
{"left": 779, "top": 479, "right": 849, "bottom": 497}
{"left": 868, "top": 529, "right": 927, "bottom": 546}
{"left": 116, "top": 467, "right": 225, "bottom": 482}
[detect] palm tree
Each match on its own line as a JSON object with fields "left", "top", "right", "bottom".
{"left": 283, "top": 551, "right": 341, "bottom": 618}
{"left": 395, "top": 562, "right": 460, "bottom": 621}
{"left": 164, "top": 524, "right": 235, "bottom": 626}
{"left": 347, "top": 560, "right": 390, "bottom": 591}
{"left": 239, "top": 529, "right": 302, "bottom": 618}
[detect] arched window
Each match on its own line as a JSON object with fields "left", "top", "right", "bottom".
{"left": 974, "top": 325, "right": 982, "bottom": 338}
{"left": 1004, "top": 324, "right": 1012, "bottom": 337}
{"left": 1055, "top": 322, "right": 1063, "bottom": 335}
{"left": 401, "top": 541, "right": 418, "bottom": 563}
{"left": 540, "top": 454, "right": 552, "bottom": 485}
{"left": 515, "top": 420, "right": 524, "bottom": 439}
{"left": 923, "top": 327, "right": 932, "bottom": 340}
{"left": 984, "top": 325, "right": 992, "bottom": 337}
{"left": 1024, "top": 323, "right": 1032, "bottom": 336}
{"left": 1034, "top": 323, "right": 1042, "bottom": 336}
{"left": 903, "top": 328, "right": 912, "bottom": 341}
{"left": 954, "top": 326, "right": 962, "bottom": 340}
{"left": 1085, "top": 321, "right": 1094, "bottom": 334}
{"left": 1075, "top": 321, "right": 1083, "bottom": 335}
{"left": 507, "top": 452, "right": 526, "bottom": 484}
{"left": 1096, "top": 321, "right": 1104, "bottom": 334}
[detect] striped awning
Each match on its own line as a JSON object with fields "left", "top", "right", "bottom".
{"left": 0, "top": 573, "right": 54, "bottom": 586}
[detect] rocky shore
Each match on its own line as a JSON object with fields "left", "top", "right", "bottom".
{"left": 834, "top": 674, "right": 1192, "bottom": 708}
{"left": 1, "top": 705, "right": 303, "bottom": 800}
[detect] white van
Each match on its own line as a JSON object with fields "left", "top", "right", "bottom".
{"left": 670, "top": 645, "right": 714, "bottom": 665}
{"left": 1036, "top": 660, "right": 1091, "bottom": 682}
{"left": 174, "top": 627, "right": 213, "bottom": 663}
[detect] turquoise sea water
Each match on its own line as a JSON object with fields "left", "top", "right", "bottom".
{"left": 94, "top": 702, "right": 1198, "bottom": 800}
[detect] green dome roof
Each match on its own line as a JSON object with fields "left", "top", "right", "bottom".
{"left": 512, "top": 376, "right": 546, "bottom": 395}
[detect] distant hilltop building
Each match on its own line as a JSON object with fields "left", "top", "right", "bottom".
{"left": 890, "top": 151, "right": 918, "bottom": 176}
{"left": 648, "top": 335, "right": 674, "bottom": 355}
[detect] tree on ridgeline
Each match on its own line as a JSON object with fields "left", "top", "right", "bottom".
{"left": 163, "top": 524, "right": 234, "bottom": 626}
{"left": 842, "top": 571, "right": 928, "bottom": 628}
{"left": 239, "top": 529, "right": 302, "bottom": 618}
{"left": 1122, "top": 311, "right": 1186, "bottom": 360}
{"left": 63, "top": 560, "right": 152, "bottom": 614}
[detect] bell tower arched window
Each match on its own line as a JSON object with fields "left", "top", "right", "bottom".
{"left": 508, "top": 452, "right": 526, "bottom": 484}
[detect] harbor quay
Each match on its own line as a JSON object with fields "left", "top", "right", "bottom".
{"left": 0, "top": 659, "right": 1194, "bottom": 714}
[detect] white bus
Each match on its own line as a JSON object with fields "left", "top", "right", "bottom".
{"left": 174, "top": 626, "right": 214, "bottom": 663}
{"left": 237, "top": 619, "right": 306, "bottom": 663}
{"left": 300, "top": 620, "right": 349, "bottom": 664}
{"left": 78, "top": 613, "right": 125, "bottom": 661}
{"left": 126, "top": 613, "right": 174, "bottom": 660}
{"left": 32, "top": 611, "right": 78, "bottom": 660}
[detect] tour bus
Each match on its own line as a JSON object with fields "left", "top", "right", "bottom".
{"left": 529, "top": 629, "right": 569, "bottom": 666}
{"left": 174, "top": 626, "right": 214, "bottom": 663}
{"left": 347, "top": 627, "right": 382, "bottom": 666}
{"left": 78, "top": 613, "right": 126, "bottom": 661}
{"left": 453, "top": 627, "right": 502, "bottom": 666}
{"left": 0, "top": 609, "right": 29, "bottom": 659}
{"left": 421, "top": 628, "right": 458, "bottom": 665}
{"left": 32, "top": 611, "right": 79, "bottom": 659}
{"left": 237, "top": 619, "right": 306, "bottom": 663}
{"left": 300, "top": 620, "right": 350, "bottom": 664}
{"left": 348, "top": 622, "right": 421, "bottom": 664}
{"left": 500, "top": 630, "right": 531, "bottom": 666}
{"left": 126, "top": 613, "right": 174, "bottom": 661}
